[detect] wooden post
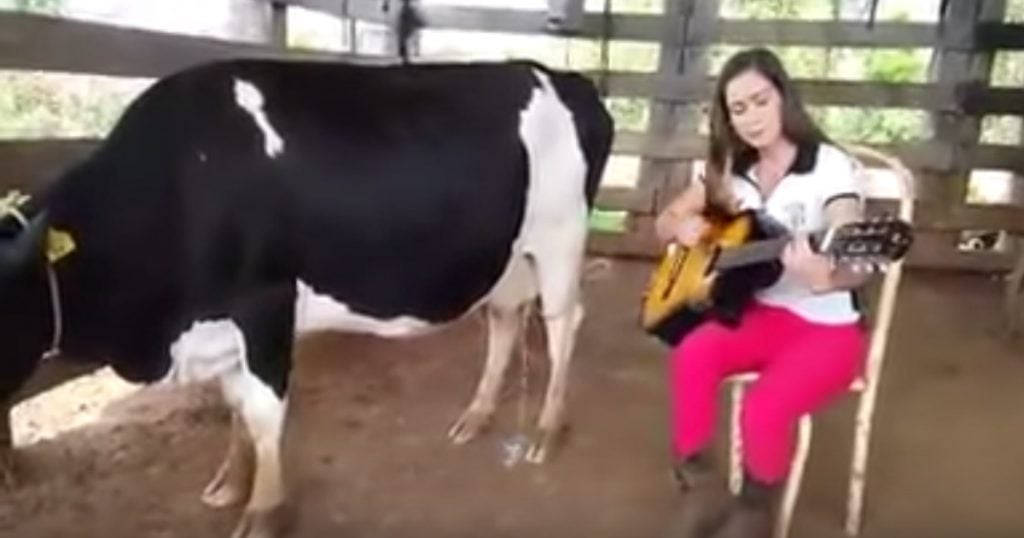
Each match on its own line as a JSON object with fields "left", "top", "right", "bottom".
{"left": 929, "top": 0, "right": 1006, "bottom": 202}
{"left": 270, "top": 1, "right": 288, "bottom": 48}
{"left": 546, "top": 0, "right": 585, "bottom": 32}
{"left": 340, "top": 0, "right": 358, "bottom": 54}
{"left": 926, "top": 0, "right": 1006, "bottom": 256}
{"left": 376, "top": 0, "right": 418, "bottom": 62}
{"left": 643, "top": 0, "right": 719, "bottom": 214}
{"left": 595, "top": 0, "right": 717, "bottom": 258}
{"left": 226, "top": 0, "right": 285, "bottom": 45}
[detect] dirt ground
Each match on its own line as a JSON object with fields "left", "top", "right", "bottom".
{"left": 2, "top": 259, "right": 1023, "bottom": 538}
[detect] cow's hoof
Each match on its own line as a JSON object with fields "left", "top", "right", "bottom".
{"left": 231, "top": 505, "right": 292, "bottom": 538}
{"left": 201, "top": 466, "right": 249, "bottom": 509}
{"left": 525, "top": 424, "right": 569, "bottom": 464}
{"left": 447, "top": 407, "right": 493, "bottom": 445}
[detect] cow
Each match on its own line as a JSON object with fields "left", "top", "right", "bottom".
{"left": 0, "top": 57, "right": 613, "bottom": 538}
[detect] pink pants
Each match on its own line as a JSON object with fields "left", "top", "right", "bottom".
{"left": 671, "top": 302, "right": 866, "bottom": 484}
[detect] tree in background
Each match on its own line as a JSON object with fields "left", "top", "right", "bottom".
{"left": 0, "top": 0, "right": 62, "bottom": 14}
{"left": 0, "top": 0, "right": 149, "bottom": 139}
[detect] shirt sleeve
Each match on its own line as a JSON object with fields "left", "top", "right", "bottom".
{"left": 817, "top": 145, "right": 864, "bottom": 209}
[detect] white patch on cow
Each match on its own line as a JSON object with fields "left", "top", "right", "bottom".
{"left": 163, "top": 319, "right": 286, "bottom": 449}
{"left": 514, "top": 69, "right": 589, "bottom": 282}
{"left": 165, "top": 319, "right": 245, "bottom": 384}
{"left": 219, "top": 352, "right": 286, "bottom": 469}
{"left": 293, "top": 280, "right": 432, "bottom": 337}
{"left": 163, "top": 317, "right": 287, "bottom": 516}
{"left": 508, "top": 68, "right": 590, "bottom": 462}
{"left": 233, "top": 78, "right": 285, "bottom": 159}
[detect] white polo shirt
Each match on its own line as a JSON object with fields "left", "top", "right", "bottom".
{"left": 725, "top": 142, "right": 863, "bottom": 325}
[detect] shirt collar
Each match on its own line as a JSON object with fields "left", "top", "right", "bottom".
{"left": 735, "top": 140, "right": 820, "bottom": 181}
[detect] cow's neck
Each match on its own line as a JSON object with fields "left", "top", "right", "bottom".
{"left": 1, "top": 191, "right": 66, "bottom": 361}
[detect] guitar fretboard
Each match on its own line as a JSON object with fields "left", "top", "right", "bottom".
{"left": 712, "top": 231, "right": 825, "bottom": 270}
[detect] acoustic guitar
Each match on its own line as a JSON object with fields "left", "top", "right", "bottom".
{"left": 641, "top": 210, "right": 914, "bottom": 346}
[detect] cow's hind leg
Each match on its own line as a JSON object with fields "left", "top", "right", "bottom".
{"left": 214, "top": 284, "right": 296, "bottom": 538}
{"left": 525, "top": 225, "right": 586, "bottom": 464}
{"left": 0, "top": 400, "right": 15, "bottom": 488}
{"left": 202, "top": 412, "right": 254, "bottom": 508}
{"left": 449, "top": 254, "right": 536, "bottom": 444}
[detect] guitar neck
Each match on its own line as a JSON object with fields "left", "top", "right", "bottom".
{"left": 713, "top": 230, "right": 826, "bottom": 270}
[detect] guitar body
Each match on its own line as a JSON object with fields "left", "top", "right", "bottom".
{"left": 642, "top": 210, "right": 785, "bottom": 347}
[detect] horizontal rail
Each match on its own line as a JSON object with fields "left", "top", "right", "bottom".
{"left": 266, "top": 0, "right": 1024, "bottom": 50}
{"left": 0, "top": 11, "right": 375, "bottom": 79}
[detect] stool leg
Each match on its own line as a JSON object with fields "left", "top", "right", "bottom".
{"left": 728, "top": 381, "right": 743, "bottom": 494}
{"left": 775, "top": 416, "right": 812, "bottom": 538}
{"left": 846, "top": 390, "right": 877, "bottom": 535}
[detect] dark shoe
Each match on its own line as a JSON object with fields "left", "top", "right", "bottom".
{"left": 710, "top": 474, "right": 782, "bottom": 538}
{"left": 663, "top": 454, "right": 732, "bottom": 538}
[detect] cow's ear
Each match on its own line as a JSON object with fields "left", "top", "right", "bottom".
{"left": 0, "top": 211, "right": 49, "bottom": 269}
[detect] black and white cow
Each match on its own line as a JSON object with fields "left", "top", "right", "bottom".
{"left": 0, "top": 57, "right": 613, "bottom": 537}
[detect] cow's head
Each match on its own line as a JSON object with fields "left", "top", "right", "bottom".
{"left": 0, "top": 211, "right": 48, "bottom": 276}
{"left": 0, "top": 206, "right": 54, "bottom": 386}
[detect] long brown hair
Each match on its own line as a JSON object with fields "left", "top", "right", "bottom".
{"left": 704, "top": 48, "right": 832, "bottom": 212}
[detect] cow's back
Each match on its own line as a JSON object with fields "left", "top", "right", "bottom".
{"left": 239, "top": 60, "right": 541, "bottom": 323}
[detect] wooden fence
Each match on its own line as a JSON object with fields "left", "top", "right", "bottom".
{"left": 1, "top": 0, "right": 1023, "bottom": 271}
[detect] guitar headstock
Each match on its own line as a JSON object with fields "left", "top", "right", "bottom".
{"left": 822, "top": 215, "right": 914, "bottom": 273}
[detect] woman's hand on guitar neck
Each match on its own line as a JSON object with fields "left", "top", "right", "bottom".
{"left": 781, "top": 233, "right": 834, "bottom": 293}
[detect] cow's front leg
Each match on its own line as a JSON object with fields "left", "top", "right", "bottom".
{"left": 448, "top": 305, "right": 524, "bottom": 444}
{"left": 202, "top": 412, "right": 254, "bottom": 508}
{"left": 225, "top": 381, "right": 288, "bottom": 538}
{"left": 218, "top": 285, "right": 296, "bottom": 538}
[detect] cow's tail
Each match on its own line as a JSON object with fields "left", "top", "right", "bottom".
{"left": 546, "top": 70, "right": 615, "bottom": 208}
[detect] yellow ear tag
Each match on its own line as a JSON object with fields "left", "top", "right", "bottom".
{"left": 46, "top": 228, "right": 76, "bottom": 264}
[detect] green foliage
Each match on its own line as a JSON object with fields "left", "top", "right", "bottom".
{"left": 712, "top": 2, "right": 930, "bottom": 145}
{"left": 812, "top": 106, "right": 928, "bottom": 143}
{"left": 721, "top": 0, "right": 835, "bottom": 19}
{"left": 990, "top": 51, "right": 1024, "bottom": 88}
{"left": 0, "top": 72, "right": 144, "bottom": 139}
{"left": 588, "top": 209, "right": 628, "bottom": 232}
{"left": 606, "top": 98, "right": 648, "bottom": 132}
{"left": 0, "top": 0, "right": 62, "bottom": 14}
{"left": 0, "top": 0, "right": 133, "bottom": 140}
{"left": 562, "top": 38, "right": 658, "bottom": 73}
{"left": 585, "top": 0, "right": 660, "bottom": 14}
{"left": 980, "top": 115, "right": 1022, "bottom": 145}
{"left": 1006, "top": 0, "right": 1024, "bottom": 22}
{"left": 864, "top": 49, "right": 921, "bottom": 82}
{"left": 711, "top": 44, "right": 832, "bottom": 78}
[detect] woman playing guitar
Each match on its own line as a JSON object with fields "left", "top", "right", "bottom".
{"left": 657, "top": 48, "right": 871, "bottom": 538}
